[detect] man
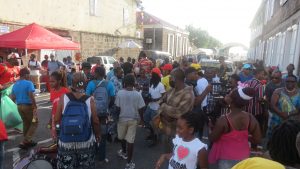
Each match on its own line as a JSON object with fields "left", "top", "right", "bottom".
{"left": 28, "top": 54, "right": 41, "bottom": 91}
{"left": 110, "top": 67, "right": 124, "bottom": 94}
{"left": 65, "top": 56, "right": 75, "bottom": 73}
{"left": 81, "top": 62, "right": 93, "bottom": 82}
{"left": 239, "top": 63, "right": 254, "bottom": 83}
{"left": 158, "top": 68, "right": 195, "bottom": 152}
{"left": 86, "top": 66, "right": 115, "bottom": 163}
{"left": 138, "top": 51, "right": 153, "bottom": 76}
{"left": 10, "top": 68, "right": 38, "bottom": 149}
{"left": 0, "top": 54, "right": 20, "bottom": 91}
{"left": 161, "top": 63, "right": 173, "bottom": 91}
{"left": 283, "top": 64, "right": 299, "bottom": 81}
{"left": 107, "top": 61, "right": 120, "bottom": 81}
{"left": 91, "top": 58, "right": 103, "bottom": 74}
{"left": 122, "top": 57, "right": 133, "bottom": 76}
{"left": 41, "top": 55, "right": 50, "bottom": 92}
{"left": 185, "top": 67, "right": 212, "bottom": 139}
{"left": 265, "top": 70, "right": 284, "bottom": 138}
{"left": 115, "top": 74, "right": 145, "bottom": 169}
{"left": 245, "top": 67, "right": 266, "bottom": 137}
{"left": 48, "top": 54, "right": 64, "bottom": 75}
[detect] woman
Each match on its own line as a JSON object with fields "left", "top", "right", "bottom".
{"left": 208, "top": 87, "right": 262, "bottom": 169}
{"left": 144, "top": 68, "right": 165, "bottom": 146}
{"left": 55, "top": 72, "right": 100, "bottom": 169}
{"left": 49, "top": 71, "right": 69, "bottom": 139}
{"left": 267, "top": 120, "right": 300, "bottom": 169}
{"left": 269, "top": 75, "right": 300, "bottom": 134}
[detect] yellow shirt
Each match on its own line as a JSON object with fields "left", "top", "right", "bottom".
{"left": 232, "top": 157, "right": 285, "bottom": 169}
{"left": 161, "top": 75, "right": 171, "bottom": 91}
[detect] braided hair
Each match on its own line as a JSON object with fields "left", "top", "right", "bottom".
{"left": 268, "top": 120, "right": 300, "bottom": 166}
{"left": 180, "top": 112, "right": 205, "bottom": 134}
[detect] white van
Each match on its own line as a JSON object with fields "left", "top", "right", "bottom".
{"left": 87, "top": 56, "right": 116, "bottom": 73}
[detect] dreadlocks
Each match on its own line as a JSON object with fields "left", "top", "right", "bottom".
{"left": 268, "top": 120, "right": 300, "bottom": 167}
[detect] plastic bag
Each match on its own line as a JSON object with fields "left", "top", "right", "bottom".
{"left": 1, "top": 95, "right": 23, "bottom": 128}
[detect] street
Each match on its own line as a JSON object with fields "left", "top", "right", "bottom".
{"left": 4, "top": 93, "right": 166, "bottom": 169}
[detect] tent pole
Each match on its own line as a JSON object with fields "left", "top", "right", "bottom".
{"left": 25, "top": 48, "right": 28, "bottom": 68}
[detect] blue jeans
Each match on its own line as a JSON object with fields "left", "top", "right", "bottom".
{"left": 143, "top": 106, "right": 157, "bottom": 128}
{"left": 0, "top": 142, "right": 4, "bottom": 169}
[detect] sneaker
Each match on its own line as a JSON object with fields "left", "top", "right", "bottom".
{"left": 125, "top": 162, "right": 135, "bottom": 169}
{"left": 117, "top": 149, "right": 128, "bottom": 160}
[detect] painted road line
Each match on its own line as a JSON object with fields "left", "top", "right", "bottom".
{"left": 6, "top": 138, "right": 52, "bottom": 153}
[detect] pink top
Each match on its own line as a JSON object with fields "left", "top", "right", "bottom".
{"left": 208, "top": 114, "right": 250, "bottom": 164}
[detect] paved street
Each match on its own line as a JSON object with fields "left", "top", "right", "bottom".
{"left": 4, "top": 93, "right": 166, "bottom": 169}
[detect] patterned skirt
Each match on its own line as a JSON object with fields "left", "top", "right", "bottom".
{"left": 57, "top": 145, "right": 96, "bottom": 169}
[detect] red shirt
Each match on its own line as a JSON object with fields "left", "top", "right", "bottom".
{"left": 139, "top": 58, "right": 153, "bottom": 74}
{"left": 50, "top": 87, "right": 69, "bottom": 116}
{"left": 0, "top": 62, "right": 20, "bottom": 85}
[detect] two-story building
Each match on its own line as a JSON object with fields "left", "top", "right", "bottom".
{"left": 137, "top": 11, "right": 190, "bottom": 59}
{"left": 249, "top": 0, "right": 300, "bottom": 74}
{"left": 0, "top": 0, "right": 142, "bottom": 61}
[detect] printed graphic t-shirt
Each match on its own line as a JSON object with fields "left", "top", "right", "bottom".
{"left": 169, "top": 135, "right": 207, "bottom": 169}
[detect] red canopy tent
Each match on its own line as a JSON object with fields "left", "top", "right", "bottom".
{"left": 0, "top": 23, "right": 80, "bottom": 50}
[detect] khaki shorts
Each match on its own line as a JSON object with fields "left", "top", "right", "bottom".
{"left": 117, "top": 120, "right": 138, "bottom": 143}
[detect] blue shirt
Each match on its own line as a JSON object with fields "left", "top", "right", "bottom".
{"left": 106, "top": 69, "right": 115, "bottom": 81}
{"left": 12, "top": 80, "right": 35, "bottom": 104}
{"left": 86, "top": 79, "right": 115, "bottom": 97}
{"left": 239, "top": 72, "right": 254, "bottom": 83}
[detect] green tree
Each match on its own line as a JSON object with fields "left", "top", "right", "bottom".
{"left": 186, "top": 25, "right": 222, "bottom": 48}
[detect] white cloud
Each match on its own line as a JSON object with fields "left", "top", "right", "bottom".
{"left": 142, "top": 0, "right": 262, "bottom": 47}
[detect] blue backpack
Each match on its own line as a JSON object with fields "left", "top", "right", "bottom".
{"left": 59, "top": 93, "right": 92, "bottom": 143}
{"left": 93, "top": 80, "right": 110, "bottom": 117}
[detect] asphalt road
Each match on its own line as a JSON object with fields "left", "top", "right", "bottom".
{"left": 4, "top": 93, "right": 166, "bottom": 169}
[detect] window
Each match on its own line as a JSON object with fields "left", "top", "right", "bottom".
{"left": 90, "top": 0, "right": 100, "bottom": 16}
{"left": 108, "top": 57, "right": 115, "bottom": 64}
{"left": 167, "top": 34, "right": 175, "bottom": 56}
{"left": 280, "top": 0, "right": 288, "bottom": 6}
{"left": 103, "top": 57, "right": 108, "bottom": 64}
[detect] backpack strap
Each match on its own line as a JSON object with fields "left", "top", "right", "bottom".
{"left": 66, "top": 93, "right": 89, "bottom": 102}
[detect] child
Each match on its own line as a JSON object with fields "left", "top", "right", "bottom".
{"left": 155, "top": 112, "right": 208, "bottom": 169}
{"left": 49, "top": 71, "right": 69, "bottom": 139}
{"left": 115, "top": 74, "right": 145, "bottom": 169}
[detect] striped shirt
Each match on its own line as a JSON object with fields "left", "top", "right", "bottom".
{"left": 245, "top": 78, "right": 264, "bottom": 116}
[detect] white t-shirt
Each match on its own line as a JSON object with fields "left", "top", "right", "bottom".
{"left": 196, "top": 78, "right": 208, "bottom": 108}
{"left": 148, "top": 82, "right": 166, "bottom": 110}
{"left": 169, "top": 135, "right": 207, "bottom": 169}
{"left": 28, "top": 60, "right": 41, "bottom": 76}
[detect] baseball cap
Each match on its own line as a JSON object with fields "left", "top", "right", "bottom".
{"left": 7, "top": 53, "right": 18, "bottom": 59}
{"left": 242, "top": 63, "right": 252, "bottom": 69}
{"left": 161, "top": 64, "right": 173, "bottom": 71}
{"left": 152, "top": 67, "right": 161, "bottom": 77}
{"left": 190, "top": 63, "right": 201, "bottom": 70}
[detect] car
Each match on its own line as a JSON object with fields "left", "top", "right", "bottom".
{"left": 142, "top": 50, "right": 173, "bottom": 64}
{"left": 86, "top": 56, "right": 117, "bottom": 73}
{"left": 200, "top": 59, "right": 235, "bottom": 76}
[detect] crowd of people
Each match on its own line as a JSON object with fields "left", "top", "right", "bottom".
{"left": 0, "top": 51, "right": 300, "bottom": 169}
